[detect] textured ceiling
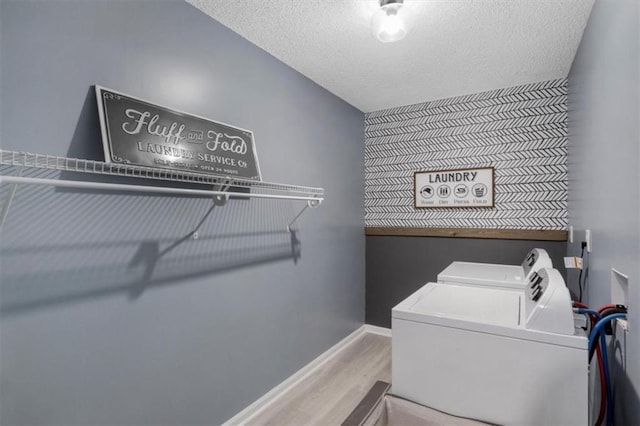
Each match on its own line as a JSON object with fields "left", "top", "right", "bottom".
{"left": 187, "top": 0, "right": 594, "bottom": 112}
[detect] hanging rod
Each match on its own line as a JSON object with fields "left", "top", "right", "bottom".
{"left": 0, "top": 176, "right": 324, "bottom": 203}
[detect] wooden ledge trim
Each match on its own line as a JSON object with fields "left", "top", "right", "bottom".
{"left": 365, "top": 227, "right": 568, "bottom": 241}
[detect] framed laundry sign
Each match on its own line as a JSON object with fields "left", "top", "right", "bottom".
{"left": 414, "top": 167, "right": 494, "bottom": 208}
{"left": 95, "top": 85, "right": 262, "bottom": 180}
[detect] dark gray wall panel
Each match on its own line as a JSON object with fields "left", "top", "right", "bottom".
{"left": 365, "top": 236, "right": 567, "bottom": 328}
{"left": 0, "top": 1, "right": 364, "bottom": 425}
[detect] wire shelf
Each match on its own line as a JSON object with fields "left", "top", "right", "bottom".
{"left": 0, "top": 149, "right": 324, "bottom": 198}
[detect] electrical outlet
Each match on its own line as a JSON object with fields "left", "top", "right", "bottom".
{"left": 564, "top": 256, "right": 583, "bottom": 269}
{"left": 585, "top": 229, "right": 592, "bottom": 252}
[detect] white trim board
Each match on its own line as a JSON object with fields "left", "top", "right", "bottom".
{"left": 363, "top": 324, "right": 392, "bottom": 337}
{"left": 223, "top": 324, "right": 391, "bottom": 425}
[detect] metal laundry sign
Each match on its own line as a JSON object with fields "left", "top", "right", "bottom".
{"left": 95, "top": 85, "right": 262, "bottom": 180}
{"left": 414, "top": 167, "right": 494, "bottom": 208}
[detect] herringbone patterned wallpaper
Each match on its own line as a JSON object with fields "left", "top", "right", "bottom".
{"left": 364, "top": 79, "right": 568, "bottom": 230}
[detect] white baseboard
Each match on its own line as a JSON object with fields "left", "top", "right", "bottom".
{"left": 223, "top": 324, "right": 375, "bottom": 425}
{"left": 363, "top": 324, "right": 392, "bottom": 337}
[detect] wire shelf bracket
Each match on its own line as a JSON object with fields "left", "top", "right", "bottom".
{"left": 0, "top": 166, "right": 23, "bottom": 230}
{"left": 288, "top": 198, "right": 321, "bottom": 232}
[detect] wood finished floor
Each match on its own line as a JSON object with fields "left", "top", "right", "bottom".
{"left": 247, "top": 332, "right": 391, "bottom": 426}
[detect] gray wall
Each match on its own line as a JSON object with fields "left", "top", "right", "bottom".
{"left": 0, "top": 1, "right": 364, "bottom": 425}
{"left": 366, "top": 236, "right": 567, "bottom": 327}
{"left": 567, "top": 0, "right": 640, "bottom": 424}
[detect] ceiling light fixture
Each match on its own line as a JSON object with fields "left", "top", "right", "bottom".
{"left": 371, "top": 0, "right": 411, "bottom": 43}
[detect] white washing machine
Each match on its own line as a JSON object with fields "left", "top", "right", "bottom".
{"left": 392, "top": 268, "right": 587, "bottom": 425}
{"left": 437, "top": 248, "right": 552, "bottom": 289}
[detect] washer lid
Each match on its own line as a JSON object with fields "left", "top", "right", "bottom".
{"left": 437, "top": 261, "right": 525, "bottom": 288}
{"left": 392, "top": 282, "right": 587, "bottom": 349}
{"left": 395, "top": 283, "right": 522, "bottom": 328}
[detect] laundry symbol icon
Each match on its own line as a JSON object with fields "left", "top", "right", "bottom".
{"left": 454, "top": 184, "right": 468, "bottom": 198}
{"left": 420, "top": 185, "right": 434, "bottom": 199}
{"left": 437, "top": 185, "right": 451, "bottom": 198}
{"left": 472, "top": 183, "right": 487, "bottom": 197}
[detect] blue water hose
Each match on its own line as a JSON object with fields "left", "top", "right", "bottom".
{"left": 589, "top": 313, "right": 627, "bottom": 426}
{"left": 575, "top": 308, "right": 601, "bottom": 323}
